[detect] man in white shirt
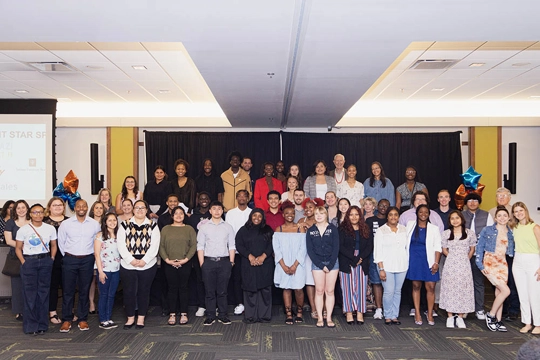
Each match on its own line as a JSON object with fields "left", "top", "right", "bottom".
{"left": 328, "top": 154, "right": 346, "bottom": 187}
{"left": 225, "top": 190, "right": 252, "bottom": 315}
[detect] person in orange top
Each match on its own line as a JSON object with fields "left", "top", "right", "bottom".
{"left": 254, "top": 162, "right": 284, "bottom": 212}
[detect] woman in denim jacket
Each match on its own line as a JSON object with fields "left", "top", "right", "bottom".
{"left": 475, "top": 207, "right": 515, "bottom": 332}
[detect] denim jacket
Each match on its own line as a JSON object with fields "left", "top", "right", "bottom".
{"left": 475, "top": 224, "right": 514, "bottom": 271}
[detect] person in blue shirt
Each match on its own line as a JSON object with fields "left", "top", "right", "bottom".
{"left": 363, "top": 162, "right": 395, "bottom": 206}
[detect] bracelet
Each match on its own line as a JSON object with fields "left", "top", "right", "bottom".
{"left": 378, "top": 268, "right": 384, "bottom": 272}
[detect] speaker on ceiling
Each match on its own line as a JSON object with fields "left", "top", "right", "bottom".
{"left": 503, "top": 142, "right": 516, "bottom": 194}
{"left": 90, "top": 143, "right": 104, "bottom": 195}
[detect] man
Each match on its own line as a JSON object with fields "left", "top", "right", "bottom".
{"left": 157, "top": 194, "right": 180, "bottom": 231}
{"left": 433, "top": 189, "right": 453, "bottom": 230}
{"left": 225, "top": 190, "right": 252, "bottom": 316}
{"left": 462, "top": 192, "right": 494, "bottom": 320}
{"left": 293, "top": 189, "right": 306, "bottom": 223}
{"left": 264, "top": 190, "right": 285, "bottom": 230}
{"left": 398, "top": 191, "right": 444, "bottom": 233}
{"left": 57, "top": 199, "right": 100, "bottom": 332}
{"left": 197, "top": 201, "right": 236, "bottom": 325}
{"left": 221, "top": 151, "right": 252, "bottom": 212}
{"left": 241, "top": 157, "right": 255, "bottom": 208}
{"left": 328, "top": 154, "right": 346, "bottom": 188}
{"left": 488, "top": 187, "right": 519, "bottom": 320}
{"left": 195, "top": 160, "right": 224, "bottom": 203}
{"left": 187, "top": 192, "right": 213, "bottom": 317}
{"left": 365, "top": 199, "right": 390, "bottom": 320}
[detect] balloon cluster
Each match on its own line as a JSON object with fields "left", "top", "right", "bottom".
{"left": 454, "top": 166, "right": 485, "bottom": 210}
{"left": 53, "top": 170, "right": 81, "bottom": 211}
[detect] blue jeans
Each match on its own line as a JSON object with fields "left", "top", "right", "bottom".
{"left": 97, "top": 271, "right": 120, "bottom": 323}
{"left": 382, "top": 271, "right": 407, "bottom": 320}
{"left": 20, "top": 255, "right": 53, "bottom": 334}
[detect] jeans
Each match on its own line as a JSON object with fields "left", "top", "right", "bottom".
{"left": 62, "top": 254, "right": 95, "bottom": 322}
{"left": 20, "top": 256, "right": 53, "bottom": 334}
{"left": 97, "top": 271, "right": 120, "bottom": 323}
{"left": 382, "top": 271, "right": 407, "bottom": 320}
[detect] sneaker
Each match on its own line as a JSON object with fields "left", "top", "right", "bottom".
{"left": 485, "top": 313, "right": 497, "bottom": 332}
{"left": 195, "top": 307, "right": 206, "bottom": 317}
{"left": 234, "top": 304, "right": 245, "bottom": 315}
{"left": 475, "top": 310, "right": 486, "bottom": 320}
{"left": 100, "top": 322, "right": 114, "bottom": 329}
{"left": 78, "top": 321, "right": 89, "bottom": 331}
{"left": 463, "top": 313, "right": 468, "bottom": 319}
{"left": 59, "top": 321, "right": 71, "bottom": 333}
{"left": 107, "top": 321, "right": 118, "bottom": 329}
{"left": 446, "top": 317, "right": 455, "bottom": 328}
{"left": 218, "top": 316, "right": 232, "bottom": 325}
{"left": 373, "top": 308, "right": 383, "bottom": 320}
{"left": 424, "top": 310, "right": 438, "bottom": 318}
{"left": 496, "top": 321, "right": 507, "bottom": 332}
{"left": 203, "top": 318, "right": 215, "bottom": 326}
{"left": 456, "top": 317, "right": 466, "bottom": 329}
{"left": 409, "top": 308, "right": 416, "bottom": 317}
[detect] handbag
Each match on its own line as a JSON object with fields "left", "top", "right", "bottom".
{"left": 2, "top": 250, "right": 21, "bottom": 277}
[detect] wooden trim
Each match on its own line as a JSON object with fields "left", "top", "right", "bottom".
{"left": 497, "top": 126, "right": 502, "bottom": 188}
{"left": 133, "top": 128, "right": 139, "bottom": 181}
{"left": 106, "top": 127, "right": 111, "bottom": 190}
{"left": 469, "top": 127, "right": 475, "bottom": 168}
{"left": 461, "top": 141, "right": 469, "bottom": 146}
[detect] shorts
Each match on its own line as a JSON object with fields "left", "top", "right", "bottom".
{"left": 369, "top": 254, "right": 381, "bottom": 284}
{"left": 312, "top": 260, "right": 339, "bottom": 271}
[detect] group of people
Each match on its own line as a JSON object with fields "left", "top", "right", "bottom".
{"left": 1, "top": 151, "right": 539, "bottom": 337}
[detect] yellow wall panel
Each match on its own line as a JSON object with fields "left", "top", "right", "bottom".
{"left": 473, "top": 127, "right": 499, "bottom": 210}
{"left": 109, "top": 127, "right": 136, "bottom": 205}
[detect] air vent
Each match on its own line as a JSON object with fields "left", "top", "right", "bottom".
{"left": 27, "top": 62, "right": 77, "bottom": 72}
{"left": 410, "top": 59, "right": 458, "bottom": 70}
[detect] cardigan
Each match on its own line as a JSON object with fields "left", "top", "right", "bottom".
{"left": 304, "top": 175, "right": 337, "bottom": 200}
{"left": 338, "top": 228, "right": 373, "bottom": 274}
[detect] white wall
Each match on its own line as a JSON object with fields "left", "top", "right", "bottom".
{"left": 502, "top": 127, "right": 540, "bottom": 223}
{"left": 56, "top": 128, "right": 107, "bottom": 213}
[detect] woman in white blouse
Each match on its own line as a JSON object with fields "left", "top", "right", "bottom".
{"left": 373, "top": 206, "right": 409, "bottom": 325}
{"left": 337, "top": 164, "right": 364, "bottom": 208}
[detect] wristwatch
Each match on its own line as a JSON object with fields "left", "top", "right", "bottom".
{"left": 230, "top": 262, "right": 235, "bottom": 266}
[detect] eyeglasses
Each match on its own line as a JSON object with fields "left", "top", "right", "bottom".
{"left": 496, "top": 194, "right": 509, "bottom": 198}
{"left": 31, "top": 211, "right": 44, "bottom": 215}
{"left": 134, "top": 206, "right": 147, "bottom": 211}
{"left": 467, "top": 199, "right": 479, "bottom": 203}
{"left": 406, "top": 170, "right": 416, "bottom": 174}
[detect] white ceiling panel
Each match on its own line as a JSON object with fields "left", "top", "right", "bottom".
{"left": 69, "top": 61, "right": 121, "bottom": 72}
{"left": 477, "top": 69, "right": 530, "bottom": 80}
{"left": 441, "top": 78, "right": 505, "bottom": 99}
{"left": 0, "top": 63, "right": 34, "bottom": 71}
{"left": 436, "top": 69, "right": 488, "bottom": 79}
{"left": 451, "top": 59, "right": 506, "bottom": 70}
{"left": 0, "top": 53, "right": 19, "bottom": 63}
{"left": 464, "top": 50, "right": 522, "bottom": 60}
{"left": 1, "top": 71, "right": 53, "bottom": 81}
{"left": 505, "top": 84, "right": 540, "bottom": 99}
{"left": 81, "top": 70, "right": 130, "bottom": 81}
{"left": 100, "top": 50, "right": 155, "bottom": 64}
{"left": 1, "top": 50, "right": 62, "bottom": 62}
{"left": 418, "top": 50, "right": 474, "bottom": 60}
{"left": 473, "top": 85, "right": 536, "bottom": 99}
{"left": 0, "top": 89, "right": 20, "bottom": 98}
{"left": 50, "top": 50, "right": 110, "bottom": 63}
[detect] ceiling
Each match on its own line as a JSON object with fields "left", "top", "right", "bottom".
{"left": 1, "top": 0, "right": 540, "bottom": 128}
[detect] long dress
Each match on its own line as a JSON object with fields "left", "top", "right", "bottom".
{"left": 439, "top": 229, "right": 476, "bottom": 313}
{"left": 406, "top": 227, "right": 440, "bottom": 282}
{"left": 273, "top": 231, "right": 307, "bottom": 290}
{"left": 483, "top": 232, "right": 509, "bottom": 286}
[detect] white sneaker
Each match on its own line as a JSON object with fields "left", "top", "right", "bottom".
{"left": 409, "top": 308, "right": 415, "bottom": 317}
{"left": 446, "top": 317, "right": 455, "bottom": 328}
{"left": 195, "top": 307, "right": 206, "bottom": 317}
{"left": 373, "top": 308, "right": 383, "bottom": 320}
{"left": 456, "top": 317, "right": 466, "bottom": 329}
{"left": 475, "top": 310, "right": 486, "bottom": 320}
{"left": 234, "top": 304, "right": 245, "bottom": 315}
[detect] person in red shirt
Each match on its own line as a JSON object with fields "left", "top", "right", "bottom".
{"left": 265, "top": 191, "right": 285, "bottom": 230}
{"left": 254, "top": 163, "right": 284, "bottom": 212}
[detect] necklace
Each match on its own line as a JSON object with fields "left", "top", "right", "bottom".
{"left": 334, "top": 170, "right": 345, "bottom": 184}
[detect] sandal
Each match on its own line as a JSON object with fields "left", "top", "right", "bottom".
{"left": 294, "top": 306, "right": 303, "bottom": 323}
{"left": 167, "top": 314, "right": 176, "bottom": 326}
{"left": 50, "top": 314, "right": 61, "bottom": 324}
{"left": 311, "top": 311, "right": 318, "bottom": 319}
{"left": 316, "top": 320, "right": 325, "bottom": 328}
{"left": 179, "top": 313, "right": 188, "bottom": 325}
{"left": 326, "top": 320, "right": 336, "bottom": 328}
{"left": 285, "top": 307, "right": 294, "bottom": 325}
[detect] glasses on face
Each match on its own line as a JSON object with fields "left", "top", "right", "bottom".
{"left": 406, "top": 170, "right": 416, "bottom": 174}
{"left": 496, "top": 194, "right": 509, "bottom": 198}
{"left": 467, "top": 199, "right": 479, "bottom": 203}
{"left": 31, "top": 211, "right": 44, "bottom": 215}
{"left": 134, "top": 206, "right": 146, "bottom": 211}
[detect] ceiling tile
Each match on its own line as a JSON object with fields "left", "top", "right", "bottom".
{"left": 1, "top": 50, "right": 63, "bottom": 62}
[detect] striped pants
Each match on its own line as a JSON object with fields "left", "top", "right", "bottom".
{"left": 340, "top": 257, "right": 368, "bottom": 313}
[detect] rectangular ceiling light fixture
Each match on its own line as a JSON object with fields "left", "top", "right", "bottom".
{"left": 410, "top": 59, "right": 458, "bottom": 70}
{"left": 27, "top": 62, "right": 77, "bottom": 72}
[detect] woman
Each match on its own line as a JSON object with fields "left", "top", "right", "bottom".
{"left": 194, "top": 159, "right": 224, "bottom": 203}
{"left": 89, "top": 201, "right": 104, "bottom": 223}
{"left": 43, "top": 197, "right": 69, "bottom": 325}
{"left": 439, "top": 210, "right": 476, "bottom": 329}
{"left": 97, "top": 188, "right": 115, "bottom": 214}
{"left": 144, "top": 165, "right": 173, "bottom": 219}
{"left": 94, "top": 213, "right": 121, "bottom": 329}
{"left": 363, "top": 162, "right": 395, "bottom": 206}
{"left": 338, "top": 206, "right": 373, "bottom": 325}
{"left": 4, "top": 199, "right": 30, "bottom": 321}
{"left": 306, "top": 206, "right": 340, "bottom": 328}
{"left": 298, "top": 197, "right": 324, "bottom": 318}
{"left": 254, "top": 162, "right": 284, "bottom": 211}
{"left": 396, "top": 166, "right": 428, "bottom": 212}
{"left": 273, "top": 201, "right": 306, "bottom": 324}
{"left": 275, "top": 160, "right": 287, "bottom": 189}
{"left": 304, "top": 160, "right": 337, "bottom": 200}
{"left": 287, "top": 164, "right": 303, "bottom": 189}
{"left": 325, "top": 191, "right": 338, "bottom": 225}
{"left": 1, "top": 200, "right": 15, "bottom": 243}
{"left": 476, "top": 206, "right": 514, "bottom": 332}
{"left": 406, "top": 204, "right": 442, "bottom": 326}
{"left": 363, "top": 197, "right": 376, "bottom": 220}
{"left": 117, "top": 200, "right": 160, "bottom": 329}
{"left": 374, "top": 207, "right": 408, "bottom": 325}
{"left": 159, "top": 206, "right": 197, "bottom": 326}
{"left": 338, "top": 165, "right": 364, "bottom": 208}
{"left": 334, "top": 198, "right": 351, "bottom": 226}
{"left": 281, "top": 175, "right": 300, "bottom": 202}
{"left": 15, "top": 203, "right": 57, "bottom": 335}
{"left": 236, "top": 208, "right": 275, "bottom": 323}
{"left": 511, "top": 202, "right": 540, "bottom": 335}
{"left": 172, "top": 159, "right": 196, "bottom": 211}
{"left": 115, "top": 176, "right": 143, "bottom": 215}
{"left": 117, "top": 199, "right": 134, "bottom": 222}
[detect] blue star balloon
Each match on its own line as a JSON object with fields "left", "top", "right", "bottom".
{"left": 460, "top": 166, "right": 482, "bottom": 190}
{"left": 53, "top": 182, "right": 81, "bottom": 211}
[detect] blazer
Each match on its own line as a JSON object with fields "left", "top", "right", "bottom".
{"left": 253, "top": 177, "right": 284, "bottom": 211}
{"left": 406, "top": 221, "right": 442, "bottom": 268}
{"left": 338, "top": 227, "right": 373, "bottom": 274}
{"left": 304, "top": 175, "right": 337, "bottom": 200}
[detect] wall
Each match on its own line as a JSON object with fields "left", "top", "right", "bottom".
{"left": 502, "top": 127, "right": 540, "bottom": 223}
{"left": 55, "top": 128, "right": 107, "bottom": 212}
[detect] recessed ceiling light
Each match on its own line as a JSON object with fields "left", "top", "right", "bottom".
{"left": 132, "top": 65, "right": 147, "bottom": 70}
{"left": 158, "top": 90, "right": 171, "bottom": 94}
{"left": 469, "top": 63, "right": 485, "bottom": 67}
{"left": 15, "top": 89, "right": 28, "bottom": 94}
{"left": 431, "top": 88, "right": 445, "bottom": 92}
{"left": 512, "top": 62, "right": 531, "bottom": 67}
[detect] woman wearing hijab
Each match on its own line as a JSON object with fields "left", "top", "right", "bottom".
{"left": 235, "top": 208, "right": 275, "bottom": 323}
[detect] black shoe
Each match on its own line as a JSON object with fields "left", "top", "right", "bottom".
{"left": 218, "top": 317, "right": 232, "bottom": 325}
{"left": 496, "top": 321, "right": 508, "bottom": 332}
{"left": 203, "top": 318, "right": 215, "bottom": 326}
{"left": 37, "top": 330, "right": 46, "bottom": 335}
{"left": 16, "top": 314, "right": 23, "bottom": 321}
{"left": 135, "top": 324, "right": 145, "bottom": 329}
{"left": 123, "top": 323, "right": 134, "bottom": 330}
{"left": 89, "top": 310, "right": 97, "bottom": 315}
